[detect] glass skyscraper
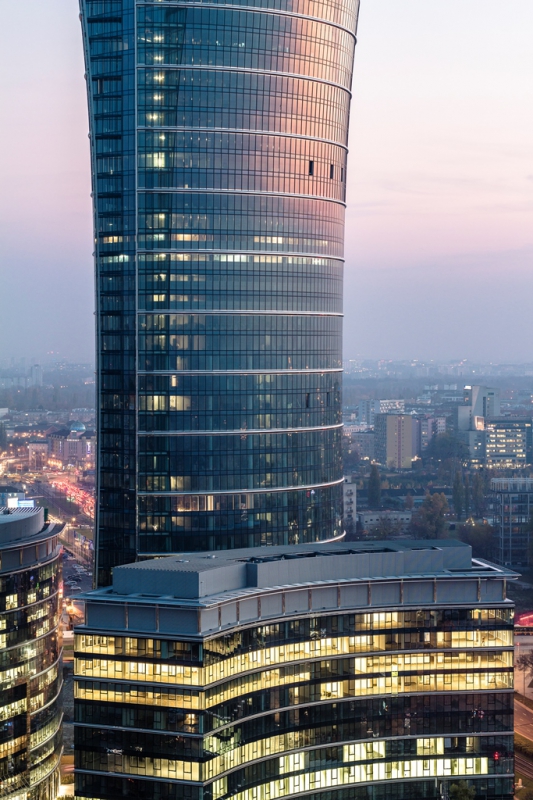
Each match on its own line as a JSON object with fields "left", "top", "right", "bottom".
{"left": 80, "top": 0, "right": 360, "bottom": 586}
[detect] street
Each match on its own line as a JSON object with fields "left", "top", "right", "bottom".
{"left": 515, "top": 700, "right": 533, "bottom": 741}
{"left": 516, "top": 753, "right": 533, "bottom": 781}
{"left": 62, "top": 552, "right": 93, "bottom": 593}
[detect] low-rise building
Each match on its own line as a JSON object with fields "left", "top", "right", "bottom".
{"left": 74, "top": 541, "right": 516, "bottom": 800}
{"left": 357, "top": 509, "right": 412, "bottom": 534}
{"left": 489, "top": 477, "right": 533, "bottom": 567}
{"left": 47, "top": 425, "right": 96, "bottom": 469}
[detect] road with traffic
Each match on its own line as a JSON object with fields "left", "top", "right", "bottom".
{"left": 515, "top": 699, "right": 533, "bottom": 740}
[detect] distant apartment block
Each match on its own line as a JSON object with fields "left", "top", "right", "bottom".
{"left": 489, "top": 478, "right": 533, "bottom": 567}
{"left": 358, "top": 399, "right": 405, "bottom": 426}
{"left": 351, "top": 431, "right": 375, "bottom": 461}
{"left": 375, "top": 414, "right": 414, "bottom": 469}
{"left": 0, "top": 364, "right": 44, "bottom": 389}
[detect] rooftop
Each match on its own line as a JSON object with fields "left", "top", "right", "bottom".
{"left": 0, "top": 506, "right": 47, "bottom": 547}
{"left": 87, "top": 540, "right": 516, "bottom": 605}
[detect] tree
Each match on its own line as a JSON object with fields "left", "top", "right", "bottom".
{"left": 408, "top": 492, "right": 449, "bottom": 539}
{"left": 404, "top": 492, "right": 414, "bottom": 510}
{"left": 515, "top": 651, "right": 533, "bottom": 696}
{"left": 424, "top": 433, "right": 469, "bottom": 483}
{"left": 464, "top": 473, "right": 470, "bottom": 518}
{"left": 452, "top": 473, "right": 465, "bottom": 520}
{"left": 516, "top": 651, "right": 533, "bottom": 679}
{"left": 425, "top": 432, "right": 469, "bottom": 463}
{"left": 458, "top": 522, "right": 496, "bottom": 561}
{"left": 471, "top": 472, "right": 485, "bottom": 518}
{"left": 368, "top": 516, "right": 402, "bottom": 541}
{"left": 450, "top": 781, "right": 476, "bottom": 800}
{"left": 367, "top": 464, "right": 381, "bottom": 509}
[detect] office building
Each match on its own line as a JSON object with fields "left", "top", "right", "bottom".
{"left": 80, "top": 0, "right": 360, "bottom": 586}
{"left": 459, "top": 386, "right": 501, "bottom": 430}
{"left": 374, "top": 414, "right": 414, "bottom": 470}
{"left": 485, "top": 418, "right": 532, "bottom": 469}
{"left": 0, "top": 506, "right": 63, "bottom": 799}
{"left": 489, "top": 478, "right": 533, "bottom": 567}
{"left": 74, "top": 540, "right": 515, "bottom": 800}
{"left": 457, "top": 386, "right": 501, "bottom": 463}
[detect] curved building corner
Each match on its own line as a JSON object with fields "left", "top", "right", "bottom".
{"left": 0, "top": 506, "right": 63, "bottom": 800}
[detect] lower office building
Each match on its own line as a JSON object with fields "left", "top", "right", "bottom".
{"left": 74, "top": 541, "right": 515, "bottom": 799}
{"left": 489, "top": 478, "right": 533, "bottom": 567}
{"left": 0, "top": 506, "right": 63, "bottom": 800}
{"left": 484, "top": 418, "right": 533, "bottom": 470}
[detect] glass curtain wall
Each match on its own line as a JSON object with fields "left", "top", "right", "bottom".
{"left": 79, "top": 0, "right": 360, "bottom": 586}
{"left": 74, "top": 607, "right": 515, "bottom": 799}
{"left": 0, "top": 540, "right": 63, "bottom": 799}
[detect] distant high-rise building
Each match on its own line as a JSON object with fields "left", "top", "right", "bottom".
{"left": 74, "top": 540, "right": 516, "bottom": 800}
{"left": 29, "top": 364, "right": 43, "bottom": 387}
{"left": 457, "top": 386, "right": 531, "bottom": 467}
{"left": 375, "top": 414, "right": 414, "bottom": 469}
{"left": 458, "top": 385, "right": 501, "bottom": 433}
{"left": 80, "top": 0, "right": 360, "bottom": 586}
{"left": 457, "top": 385, "right": 501, "bottom": 464}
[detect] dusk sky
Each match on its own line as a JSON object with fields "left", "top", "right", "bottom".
{"left": 0, "top": 1, "right": 532, "bottom": 364}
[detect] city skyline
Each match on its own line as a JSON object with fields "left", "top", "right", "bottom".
{"left": 1, "top": 0, "right": 532, "bottom": 363}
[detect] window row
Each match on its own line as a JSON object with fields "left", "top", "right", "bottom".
{"left": 137, "top": 409, "right": 340, "bottom": 433}
{"left": 137, "top": 9, "right": 354, "bottom": 87}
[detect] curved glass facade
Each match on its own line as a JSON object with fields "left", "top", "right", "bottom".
{"left": 0, "top": 509, "right": 63, "bottom": 800}
{"left": 80, "top": 0, "right": 360, "bottom": 585}
{"left": 75, "top": 556, "right": 514, "bottom": 800}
